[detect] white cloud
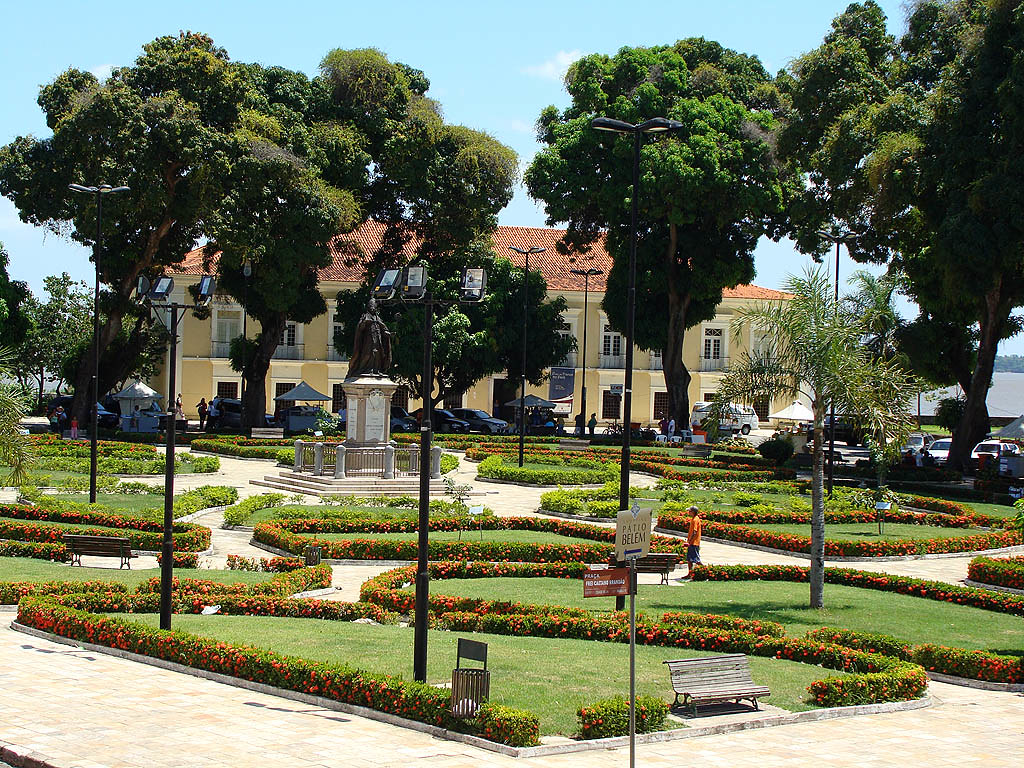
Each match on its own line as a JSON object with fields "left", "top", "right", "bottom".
{"left": 90, "top": 63, "right": 114, "bottom": 82}
{"left": 523, "top": 50, "right": 582, "bottom": 82}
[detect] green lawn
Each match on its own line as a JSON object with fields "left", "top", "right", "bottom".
{"left": 959, "top": 500, "right": 1019, "bottom": 519}
{"left": 60, "top": 493, "right": 164, "bottom": 517}
{"left": 0, "top": 556, "right": 275, "bottom": 587}
{"left": 413, "top": 577, "right": 1024, "bottom": 655}
{"left": 743, "top": 522, "right": 979, "bottom": 541}
{"left": 126, "top": 614, "right": 836, "bottom": 734}
{"left": 313, "top": 530, "right": 598, "bottom": 545}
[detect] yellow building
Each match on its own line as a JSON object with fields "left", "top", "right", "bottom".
{"left": 167, "top": 221, "right": 791, "bottom": 427}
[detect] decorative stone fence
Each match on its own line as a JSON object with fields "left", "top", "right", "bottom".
{"left": 293, "top": 440, "right": 442, "bottom": 480}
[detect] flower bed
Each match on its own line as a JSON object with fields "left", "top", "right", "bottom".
{"left": 967, "top": 556, "right": 1024, "bottom": 591}
{"left": 0, "top": 504, "right": 211, "bottom": 551}
{"left": 0, "top": 539, "right": 68, "bottom": 561}
{"left": 693, "top": 564, "right": 1024, "bottom": 617}
{"left": 256, "top": 516, "right": 688, "bottom": 563}
{"left": 657, "top": 509, "right": 1021, "bottom": 557}
{"left": 190, "top": 437, "right": 297, "bottom": 460}
{"left": 475, "top": 455, "right": 616, "bottom": 485}
{"left": 0, "top": 579, "right": 128, "bottom": 605}
{"left": 578, "top": 696, "right": 668, "bottom": 739}
{"left": 15, "top": 596, "right": 538, "bottom": 746}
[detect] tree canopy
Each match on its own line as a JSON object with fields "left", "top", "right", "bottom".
{"left": 0, "top": 242, "right": 30, "bottom": 349}
{"left": 525, "top": 39, "right": 798, "bottom": 426}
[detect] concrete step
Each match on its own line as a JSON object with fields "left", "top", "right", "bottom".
{"left": 250, "top": 475, "right": 448, "bottom": 497}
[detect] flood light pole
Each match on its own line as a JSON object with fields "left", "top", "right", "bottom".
{"left": 569, "top": 267, "right": 603, "bottom": 436}
{"left": 372, "top": 264, "right": 487, "bottom": 683}
{"left": 68, "top": 182, "right": 129, "bottom": 503}
{"left": 510, "top": 246, "right": 546, "bottom": 467}
{"left": 136, "top": 274, "right": 216, "bottom": 630}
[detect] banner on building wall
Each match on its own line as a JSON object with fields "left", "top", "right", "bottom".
{"left": 548, "top": 367, "right": 575, "bottom": 415}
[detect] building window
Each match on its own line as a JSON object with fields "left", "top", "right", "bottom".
{"left": 443, "top": 391, "right": 463, "bottom": 410}
{"left": 393, "top": 386, "right": 409, "bottom": 410}
{"left": 330, "top": 313, "right": 348, "bottom": 361}
{"left": 216, "top": 381, "right": 238, "bottom": 400}
{"left": 702, "top": 327, "right": 723, "bottom": 360}
{"left": 602, "top": 390, "right": 621, "bottom": 420}
{"left": 280, "top": 323, "right": 297, "bottom": 347}
{"left": 653, "top": 391, "right": 670, "bottom": 419}
{"left": 753, "top": 396, "right": 770, "bottom": 422}
{"left": 275, "top": 382, "right": 296, "bottom": 399}
{"left": 602, "top": 324, "right": 623, "bottom": 357}
{"left": 332, "top": 383, "right": 345, "bottom": 413}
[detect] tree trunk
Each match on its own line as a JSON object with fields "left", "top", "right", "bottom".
{"left": 809, "top": 400, "right": 826, "bottom": 609}
{"left": 663, "top": 226, "right": 692, "bottom": 428}
{"left": 949, "top": 288, "right": 1004, "bottom": 472}
{"left": 242, "top": 315, "right": 287, "bottom": 431}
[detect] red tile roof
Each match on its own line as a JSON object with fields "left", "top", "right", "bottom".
{"left": 178, "top": 221, "right": 790, "bottom": 299}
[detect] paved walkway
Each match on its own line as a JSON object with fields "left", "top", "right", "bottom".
{"left": 1, "top": 615, "right": 1022, "bottom": 768}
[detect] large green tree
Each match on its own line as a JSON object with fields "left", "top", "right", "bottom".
{"left": 525, "top": 40, "right": 797, "bottom": 427}
{"left": 0, "top": 33, "right": 246, "bottom": 424}
{"left": 711, "top": 267, "right": 915, "bottom": 608}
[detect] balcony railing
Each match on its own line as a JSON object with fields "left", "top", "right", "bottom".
{"left": 211, "top": 340, "right": 233, "bottom": 358}
{"left": 327, "top": 346, "right": 349, "bottom": 362}
{"left": 272, "top": 344, "right": 304, "bottom": 360}
{"left": 599, "top": 354, "right": 624, "bottom": 369}
{"left": 699, "top": 356, "right": 729, "bottom": 372}
{"left": 649, "top": 356, "right": 663, "bottom": 371}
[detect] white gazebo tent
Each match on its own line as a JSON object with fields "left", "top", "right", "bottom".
{"left": 997, "top": 415, "right": 1024, "bottom": 439}
{"left": 768, "top": 400, "right": 814, "bottom": 423}
{"left": 113, "top": 381, "right": 163, "bottom": 432}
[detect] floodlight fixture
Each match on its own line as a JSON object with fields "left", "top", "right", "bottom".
{"left": 460, "top": 267, "right": 487, "bottom": 303}
{"left": 149, "top": 276, "right": 174, "bottom": 302}
{"left": 401, "top": 264, "right": 428, "bottom": 301}
{"left": 372, "top": 268, "right": 402, "bottom": 301}
{"left": 136, "top": 275, "right": 152, "bottom": 300}
{"left": 196, "top": 275, "right": 216, "bottom": 305}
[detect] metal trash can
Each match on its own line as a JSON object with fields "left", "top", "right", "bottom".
{"left": 304, "top": 545, "right": 322, "bottom": 566}
{"left": 450, "top": 637, "right": 489, "bottom": 718}
{"left": 451, "top": 668, "right": 490, "bottom": 718}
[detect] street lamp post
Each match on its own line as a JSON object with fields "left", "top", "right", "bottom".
{"left": 68, "top": 183, "right": 129, "bottom": 504}
{"left": 510, "top": 246, "right": 546, "bottom": 467}
{"left": 136, "top": 274, "right": 216, "bottom": 631}
{"left": 569, "top": 267, "right": 603, "bottom": 436}
{"left": 591, "top": 116, "right": 682, "bottom": 546}
{"left": 371, "top": 265, "right": 487, "bottom": 683}
{"left": 592, "top": 116, "right": 680, "bottom": 768}
{"left": 816, "top": 230, "right": 852, "bottom": 496}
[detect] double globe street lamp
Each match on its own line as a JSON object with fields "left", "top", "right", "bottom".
{"left": 569, "top": 267, "right": 603, "bottom": 436}
{"left": 509, "top": 245, "right": 546, "bottom": 467}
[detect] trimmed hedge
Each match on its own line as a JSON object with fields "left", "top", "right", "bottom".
{"left": 0, "top": 504, "right": 211, "bottom": 552}
{"left": 0, "top": 578, "right": 128, "bottom": 605}
{"left": 0, "top": 539, "right": 68, "bottom": 561}
{"left": 222, "top": 493, "right": 286, "bottom": 526}
{"left": 657, "top": 508, "right": 1022, "bottom": 557}
{"left": 578, "top": 696, "right": 668, "bottom": 739}
{"left": 967, "top": 555, "right": 1024, "bottom": 591}
{"left": 476, "top": 455, "right": 616, "bottom": 485}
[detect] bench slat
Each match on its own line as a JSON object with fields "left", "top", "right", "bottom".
{"left": 663, "top": 655, "right": 769, "bottom": 714}
{"left": 62, "top": 534, "right": 134, "bottom": 569}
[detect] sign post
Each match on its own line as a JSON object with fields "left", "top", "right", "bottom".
{"left": 614, "top": 503, "right": 650, "bottom": 768}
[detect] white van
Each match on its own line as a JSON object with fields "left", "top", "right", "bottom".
{"left": 690, "top": 402, "right": 760, "bottom": 435}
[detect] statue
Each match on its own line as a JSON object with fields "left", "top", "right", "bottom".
{"left": 347, "top": 298, "right": 392, "bottom": 378}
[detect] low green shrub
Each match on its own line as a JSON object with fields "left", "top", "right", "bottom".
{"left": 577, "top": 696, "right": 668, "bottom": 739}
{"left": 474, "top": 703, "right": 540, "bottom": 747}
{"left": 222, "top": 493, "right": 286, "bottom": 526}
{"left": 476, "top": 455, "right": 616, "bottom": 485}
{"left": 440, "top": 453, "right": 459, "bottom": 474}
{"left": 968, "top": 555, "right": 1024, "bottom": 590}
{"left": 156, "top": 551, "right": 200, "bottom": 568}
{"left": 758, "top": 435, "right": 794, "bottom": 466}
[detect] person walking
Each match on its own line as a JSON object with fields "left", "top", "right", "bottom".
{"left": 574, "top": 412, "right": 585, "bottom": 437}
{"left": 196, "top": 398, "right": 208, "bottom": 431}
{"left": 587, "top": 413, "right": 597, "bottom": 437}
{"left": 206, "top": 398, "right": 220, "bottom": 431}
{"left": 684, "top": 505, "right": 702, "bottom": 579}
{"left": 658, "top": 414, "right": 668, "bottom": 436}
{"left": 70, "top": 417, "right": 79, "bottom": 439}
{"left": 667, "top": 416, "right": 676, "bottom": 438}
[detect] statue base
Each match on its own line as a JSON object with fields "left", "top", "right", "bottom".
{"left": 342, "top": 376, "right": 400, "bottom": 447}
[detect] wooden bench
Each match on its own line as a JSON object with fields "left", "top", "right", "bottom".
{"left": 663, "top": 654, "right": 770, "bottom": 715}
{"left": 679, "top": 444, "right": 712, "bottom": 459}
{"left": 607, "top": 552, "right": 682, "bottom": 584}
{"left": 62, "top": 534, "right": 134, "bottom": 569}
{"left": 251, "top": 427, "right": 285, "bottom": 439}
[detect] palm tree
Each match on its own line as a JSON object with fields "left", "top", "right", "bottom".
{"left": 710, "top": 267, "right": 915, "bottom": 608}
{"left": 0, "top": 349, "right": 32, "bottom": 486}
{"left": 843, "top": 269, "right": 904, "bottom": 362}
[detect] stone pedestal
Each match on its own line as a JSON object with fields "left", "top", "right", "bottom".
{"left": 343, "top": 375, "right": 401, "bottom": 447}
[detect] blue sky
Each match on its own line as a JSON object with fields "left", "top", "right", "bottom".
{"left": 7, "top": 0, "right": 1008, "bottom": 351}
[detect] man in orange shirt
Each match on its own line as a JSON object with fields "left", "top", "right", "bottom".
{"left": 685, "top": 505, "right": 702, "bottom": 579}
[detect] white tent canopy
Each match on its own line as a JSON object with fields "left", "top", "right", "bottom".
{"left": 112, "top": 381, "right": 163, "bottom": 414}
{"left": 997, "top": 415, "right": 1024, "bottom": 439}
{"left": 768, "top": 400, "right": 813, "bottom": 422}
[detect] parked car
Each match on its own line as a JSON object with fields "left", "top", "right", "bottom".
{"left": 689, "top": 402, "right": 759, "bottom": 435}
{"left": 449, "top": 408, "right": 509, "bottom": 434}
{"left": 924, "top": 438, "right": 952, "bottom": 465}
{"left": 46, "top": 396, "right": 120, "bottom": 430}
{"left": 971, "top": 440, "right": 1021, "bottom": 463}
{"left": 901, "top": 432, "right": 935, "bottom": 455}
{"left": 410, "top": 408, "right": 471, "bottom": 433}
{"left": 390, "top": 406, "right": 417, "bottom": 433}
{"left": 95, "top": 403, "right": 120, "bottom": 430}
{"left": 211, "top": 398, "right": 274, "bottom": 430}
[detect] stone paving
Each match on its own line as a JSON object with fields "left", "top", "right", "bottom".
{"left": 2, "top": 444, "right": 1024, "bottom": 766}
